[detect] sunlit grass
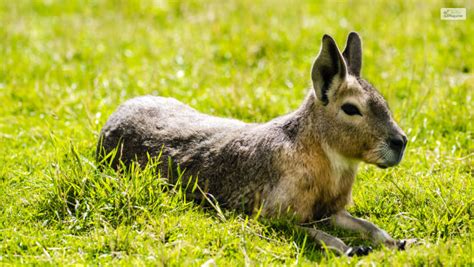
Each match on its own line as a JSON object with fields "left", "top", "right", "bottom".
{"left": 0, "top": 0, "right": 472, "bottom": 265}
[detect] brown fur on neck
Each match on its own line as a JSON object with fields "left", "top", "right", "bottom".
{"left": 262, "top": 91, "right": 358, "bottom": 222}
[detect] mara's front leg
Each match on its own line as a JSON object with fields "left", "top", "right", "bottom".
{"left": 299, "top": 226, "right": 372, "bottom": 257}
{"left": 330, "top": 210, "right": 415, "bottom": 249}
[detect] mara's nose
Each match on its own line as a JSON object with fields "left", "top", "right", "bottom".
{"left": 389, "top": 134, "right": 407, "bottom": 151}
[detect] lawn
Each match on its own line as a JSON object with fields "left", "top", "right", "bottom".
{"left": 0, "top": 0, "right": 472, "bottom": 265}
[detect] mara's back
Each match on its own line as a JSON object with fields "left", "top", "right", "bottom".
{"left": 98, "top": 95, "right": 291, "bottom": 211}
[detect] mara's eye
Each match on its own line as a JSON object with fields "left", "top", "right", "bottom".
{"left": 341, "top": 103, "right": 362, "bottom": 116}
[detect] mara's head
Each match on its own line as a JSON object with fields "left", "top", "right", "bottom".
{"left": 311, "top": 32, "right": 407, "bottom": 168}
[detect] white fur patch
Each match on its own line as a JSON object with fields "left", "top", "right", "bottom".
{"left": 346, "top": 75, "right": 360, "bottom": 89}
{"left": 322, "top": 143, "right": 359, "bottom": 186}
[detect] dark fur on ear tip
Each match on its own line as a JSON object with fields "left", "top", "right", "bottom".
{"left": 348, "top": 32, "right": 360, "bottom": 40}
{"left": 322, "top": 34, "right": 337, "bottom": 45}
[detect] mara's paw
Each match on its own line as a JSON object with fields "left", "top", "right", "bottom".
{"left": 384, "top": 238, "right": 418, "bottom": 250}
{"left": 345, "top": 246, "right": 373, "bottom": 257}
{"left": 396, "top": 238, "right": 418, "bottom": 250}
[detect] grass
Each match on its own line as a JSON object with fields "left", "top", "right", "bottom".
{"left": 0, "top": 0, "right": 472, "bottom": 265}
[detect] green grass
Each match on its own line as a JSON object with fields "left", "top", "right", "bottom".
{"left": 0, "top": 0, "right": 473, "bottom": 265}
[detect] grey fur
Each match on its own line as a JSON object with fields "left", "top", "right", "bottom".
{"left": 97, "top": 32, "right": 412, "bottom": 255}
{"left": 98, "top": 94, "right": 314, "bottom": 212}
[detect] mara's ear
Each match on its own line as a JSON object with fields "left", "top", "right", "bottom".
{"left": 311, "top": 34, "right": 347, "bottom": 105}
{"left": 342, "top": 32, "right": 362, "bottom": 76}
